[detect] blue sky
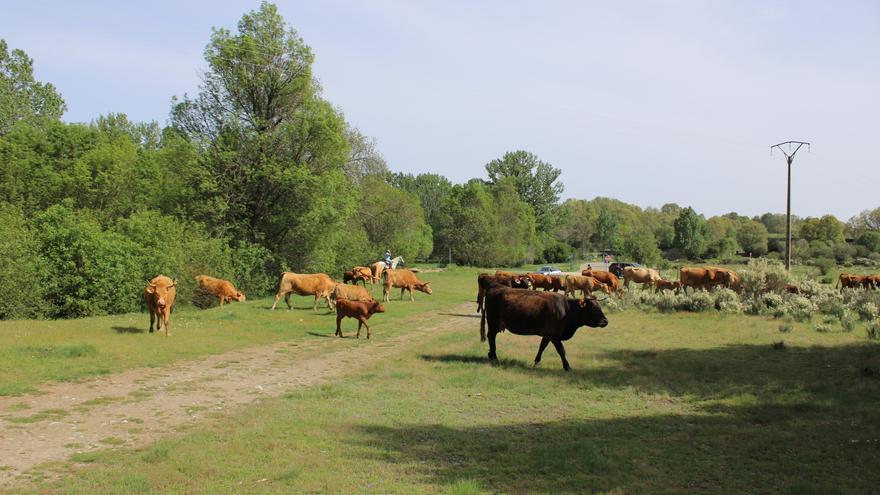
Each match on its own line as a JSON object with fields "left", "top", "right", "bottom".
{"left": 3, "top": 1, "right": 878, "bottom": 220}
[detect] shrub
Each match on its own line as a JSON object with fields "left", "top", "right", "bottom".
{"left": 817, "top": 298, "right": 847, "bottom": 319}
{"left": 784, "top": 295, "right": 816, "bottom": 322}
{"left": 814, "top": 257, "right": 835, "bottom": 276}
{"left": 841, "top": 313, "right": 856, "bottom": 332}
{"left": 35, "top": 205, "right": 143, "bottom": 317}
{"left": 0, "top": 204, "right": 47, "bottom": 319}
{"left": 867, "top": 321, "right": 880, "bottom": 341}
{"left": 655, "top": 292, "right": 680, "bottom": 313}
{"left": 686, "top": 291, "right": 714, "bottom": 312}
{"left": 815, "top": 324, "right": 832, "bottom": 333}
{"left": 778, "top": 321, "right": 793, "bottom": 333}
{"left": 713, "top": 288, "right": 742, "bottom": 313}
{"left": 855, "top": 302, "right": 879, "bottom": 321}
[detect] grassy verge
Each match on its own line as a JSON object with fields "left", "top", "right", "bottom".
{"left": 0, "top": 266, "right": 481, "bottom": 395}
{"left": 14, "top": 304, "right": 880, "bottom": 493}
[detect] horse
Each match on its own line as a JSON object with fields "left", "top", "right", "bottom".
{"left": 371, "top": 256, "right": 405, "bottom": 282}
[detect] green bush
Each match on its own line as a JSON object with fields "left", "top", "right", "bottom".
{"left": 35, "top": 205, "right": 143, "bottom": 317}
{"left": 813, "top": 257, "right": 835, "bottom": 276}
{"left": 686, "top": 291, "right": 714, "bottom": 312}
{"left": 0, "top": 203, "right": 47, "bottom": 319}
{"left": 867, "top": 321, "right": 880, "bottom": 341}
{"left": 713, "top": 288, "right": 742, "bottom": 313}
{"left": 784, "top": 295, "right": 816, "bottom": 323}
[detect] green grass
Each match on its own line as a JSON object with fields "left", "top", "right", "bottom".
{"left": 0, "top": 266, "right": 480, "bottom": 394}
{"left": 10, "top": 294, "right": 880, "bottom": 493}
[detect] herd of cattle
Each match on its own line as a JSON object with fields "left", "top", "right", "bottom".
{"left": 143, "top": 263, "right": 432, "bottom": 338}
{"left": 142, "top": 262, "right": 880, "bottom": 371}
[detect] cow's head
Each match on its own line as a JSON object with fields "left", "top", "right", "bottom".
{"left": 371, "top": 301, "right": 386, "bottom": 314}
{"left": 234, "top": 291, "right": 246, "bottom": 302}
{"left": 145, "top": 278, "right": 176, "bottom": 309}
{"left": 416, "top": 282, "right": 432, "bottom": 295}
{"left": 598, "top": 282, "right": 612, "bottom": 294}
{"left": 512, "top": 276, "right": 532, "bottom": 290}
{"left": 576, "top": 297, "right": 608, "bottom": 328}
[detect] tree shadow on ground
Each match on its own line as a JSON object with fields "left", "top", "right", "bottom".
{"left": 352, "top": 405, "right": 878, "bottom": 495}
{"left": 421, "top": 342, "right": 880, "bottom": 406}
{"left": 112, "top": 326, "right": 145, "bottom": 334}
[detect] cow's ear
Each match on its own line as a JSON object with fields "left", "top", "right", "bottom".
{"left": 578, "top": 298, "right": 587, "bottom": 307}
{"left": 423, "top": 281, "right": 431, "bottom": 286}
{"left": 146, "top": 285, "right": 156, "bottom": 294}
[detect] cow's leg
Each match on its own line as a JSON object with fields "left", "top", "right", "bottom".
{"left": 551, "top": 339, "right": 570, "bottom": 371}
{"left": 313, "top": 294, "right": 320, "bottom": 311}
{"left": 399, "top": 287, "right": 405, "bottom": 300}
{"left": 284, "top": 292, "right": 292, "bottom": 310}
{"left": 163, "top": 309, "right": 171, "bottom": 337}
{"left": 487, "top": 315, "right": 500, "bottom": 362}
{"left": 534, "top": 337, "right": 551, "bottom": 366}
{"left": 149, "top": 309, "right": 155, "bottom": 333}
{"left": 271, "top": 291, "right": 282, "bottom": 310}
{"left": 336, "top": 315, "right": 344, "bottom": 337}
{"left": 409, "top": 287, "right": 415, "bottom": 302}
{"left": 219, "top": 295, "right": 225, "bottom": 307}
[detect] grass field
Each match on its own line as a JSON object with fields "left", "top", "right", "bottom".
{"left": 3, "top": 268, "right": 880, "bottom": 493}
{"left": 0, "top": 267, "right": 474, "bottom": 396}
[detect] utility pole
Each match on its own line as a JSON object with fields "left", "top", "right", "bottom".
{"left": 771, "top": 141, "right": 810, "bottom": 271}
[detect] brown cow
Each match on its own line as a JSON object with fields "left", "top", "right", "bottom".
{"left": 564, "top": 275, "right": 610, "bottom": 298}
{"left": 867, "top": 275, "right": 880, "bottom": 290}
{"left": 383, "top": 269, "right": 432, "bottom": 302}
{"left": 654, "top": 279, "right": 682, "bottom": 294}
{"left": 622, "top": 267, "right": 661, "bottom": 289}
{"left": 679, "top": 267, "right": 738, "bottom": 293}
{"left": 581, "top": 269, "right": 622, "bottom": 296}
{"left": 144, "top": 275, "right": 177, "bottom": 336}
{"left": 837, "top": 273, "right": 869, "bottom": 290}
{"left": 335, "top": 299, "right": 385, "bottom": 339}
{"left": 476, "top": 273, "right": 531, "bottom": 313}
{"left": 526, "top": 273, "right": 564, "bottom": 292}
{"left": 782, "top": 283, "right": 800, "bottom": 294}
{"left": 195, "top": 275, "right": 245, "bottom": 307}
{"left": 480, "top": 282, "right": 608, "bottom": 371}
{"left": 495, "top": 270, "right": 522, "bottom": 279}
{"left": 329, "top": 284, "right": 373, "bottom": 310}
{"left": 271, "top": 272, "right": 336, "bottom": 311}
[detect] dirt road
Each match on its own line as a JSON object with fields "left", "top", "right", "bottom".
{"left": 0, "top": 304, "right": 475, "bottom": 485}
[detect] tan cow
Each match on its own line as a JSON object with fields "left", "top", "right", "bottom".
{"left": 335, "top": 299, "right": 385, "bottom": 339}
{"left": 679, "top": 267, "right": 738, "bottom": 293}
{"left": 622, "top": 267, "right": 661, "bottom": 289}
{"left": 654, "top": 279, "right": 682, "bottom": 294}
{"left": 581, "top": 269, "right": 622, "bottom": 296}
{"left": 271, "top": 272, "right": 336, "bottom": 311}
{"left": 329, "top": 283, "right": 373, "bottom": 310}
{"left": 354, "top": 266, "right": 376, "bottom": 284}
{"left": 195, "top": 275, "right": 245, "bottom": 307}
{"left": 383, "top": 269, "right": 432, "bottom": 302}
{"left": 564, "top": 275, "right": 611, "bottom": 298}
{"left": 526, "top": 273, "right": 564, "bottom": 292}
{"left": 144, "top": 275, "right": 177, "bottom": 336}
{"left": 371, "top": 261, "right": 386, "bottom": 283}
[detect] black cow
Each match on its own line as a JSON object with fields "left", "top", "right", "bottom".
{"left": 480, "top": 284, "right": 608, "bottom": 371}
{"left": 476, "top": 273, "right": 531, "bottom": 313}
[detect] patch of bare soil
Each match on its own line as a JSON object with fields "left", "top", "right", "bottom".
{"left": 0, "top": 304, "right": 475, "bottom": 485}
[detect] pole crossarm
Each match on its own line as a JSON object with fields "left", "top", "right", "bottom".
{"left": 771, "top": 141, "right": 810, "bottom": 159}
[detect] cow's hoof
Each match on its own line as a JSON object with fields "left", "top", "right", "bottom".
{"left": 563, "top": 366, "right": 572, "bottom": 372}
{"left": 533, "top": 361, "right": 541, "bottom": 368}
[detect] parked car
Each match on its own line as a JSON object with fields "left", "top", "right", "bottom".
{"left": 608, "top": 262, "right": 641, "bottom": 278}
{"left": 537, "top": 266, "right": 562, "bottom": 276}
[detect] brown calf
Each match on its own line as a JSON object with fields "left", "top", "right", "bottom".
{"left": 335, "top": 299, "right": 385, "bottom": 339}
{"left": 654, "top": 279, "right": 682, "bottom": 294}
{"left": 195, "top": 275, "right": 245, "bottom": 307}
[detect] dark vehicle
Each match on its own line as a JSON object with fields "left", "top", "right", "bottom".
{"left": 608, "top": 262, "right": 641, "bottom": 278}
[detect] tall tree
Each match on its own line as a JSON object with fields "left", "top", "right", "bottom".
{"left": 169, "top": 2, "right": 356, "bottom": 272}
{"left": 0, "top": 40, "right": 66, "bottom": 135}
{"left": 485, "top": 150, "right": 563, "bottom": 233}
{"left": 674, "top": 207, "right": 708, "bottom": 259}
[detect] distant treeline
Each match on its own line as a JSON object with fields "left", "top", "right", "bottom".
{"left": 1, "top": 3, "right": 878, "bottom": 319}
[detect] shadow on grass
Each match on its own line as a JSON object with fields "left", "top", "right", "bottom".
{"left": 437, "top": 313, "right": 482, "bottom": 319}
{"left": 421, "top": 342, "right": 880, "bottom": 405}
{"left": 307, "top": 331, "right": 337, "bottom": 339}
{"left": 351, "top": 403, "right": 875, "bottom": 494}
{"left": 112, "top": 326, "right": 145, "bottom": 334}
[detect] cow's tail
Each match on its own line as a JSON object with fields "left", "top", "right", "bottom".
{"left": 480, "top": 309, "right": 486, "bottom": 342}
{"left": 835, "top": 275, "right": 840, "bottom": 289}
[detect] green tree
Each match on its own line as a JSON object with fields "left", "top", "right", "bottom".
{"left": 594, "top": 209, "right": 620, "bottom": 250}
{"left": 358, "top": 176, "right": 433, "bottom": 262}
{"left": 0, "top": 40, "right": 66, "bottom": 135}
{"left": 0, "top": 203, "right": 46, "bottom": 318}
{"left": 674, "top": 207, "right": 708, "bottom": 259}
{"left": 737, "top": 220, "right": 769, "bottom": 256}
{"left": 800, "top": 215, "right": 845, "bottom": 243}
{"left": 621, "top": 229, "right": 662, "bottom": 266}
{"left": 169, "top": 2, "right": 357, "bottom": 272}
{"left": 485, "top": 150, "right": 562, "bottom": 233}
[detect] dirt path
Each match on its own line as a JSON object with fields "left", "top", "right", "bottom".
{"left": 0, "top": 304, "right": 477, "bottom": 485}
